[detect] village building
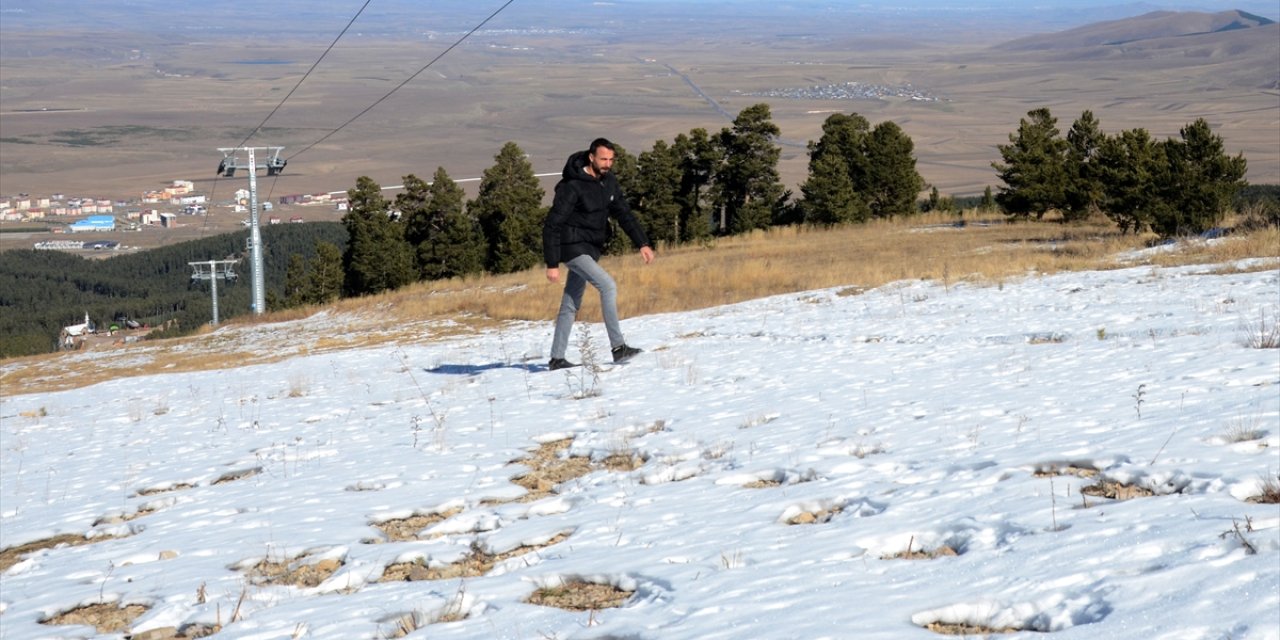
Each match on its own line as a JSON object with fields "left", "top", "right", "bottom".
{"left": 68, "top": 215, "right": 116, "bottom": 232}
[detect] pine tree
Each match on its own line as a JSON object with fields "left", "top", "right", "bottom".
{"left": 1155, "top": 118, "right": 1248, "bottom": 236}
{"left": 631, "top": 140, "right": 683, "bottom": 246}
{"left": 283, "top": 253, "right": 308, "bottom": 307}
{"left": 342, "top": 176, "right": 414, "bottom": 296}
{"left": 1063, "top": 110, "right": 1105, "bottom": 222}
{"left": 419, "top": 167, "right": 485, "bottom": 280}
{"left": 810, "top": 113, "right": 872, "bottom": 197}
{"left": 924, "top": 186, "right": 941, "bottom": 213}
{"left": 470, "top": 142, "right": 545, "bottom": 274}
{"left": 1096, "top": 128, "right": 1168, "bottom": 235}
{"left": 397, "top": 173, "right": 433, "bottom": 264}
{"left": 671, "top": 129, "right": 719, "bottom": 243}
{"left": 799, "top": 150, "right": 864, "bottom": 225}
{"left": 715, "top": 103, "right": 785, "bottom": 234}
{"left": 993, "top": 108, "right": 1069, "bottom": 220}
{"left": 981, "top": 186, "right": 996, "bottom": 213}
{"left": 863, "top": 121, "right": 925, "bottom": 218}
{"left": 305, "top": 241, "right": 344, "bottom": 304}
{"left": 802, "top": 114, "right": 865, "bottom": 223}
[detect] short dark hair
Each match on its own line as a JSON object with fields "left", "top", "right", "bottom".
{"left": 588, "top": 138, "right": 615, "bottom": 156}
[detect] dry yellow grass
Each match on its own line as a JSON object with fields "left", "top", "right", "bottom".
{"left": 2, "top": 213, "right": 1276, "bottom": 395}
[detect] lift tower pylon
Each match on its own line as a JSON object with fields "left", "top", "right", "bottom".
{"left": 189, "top": 259, "right": 239, "bottom": 325}
{"left": 216, "top": 146, "right": 285, "bottom": 315}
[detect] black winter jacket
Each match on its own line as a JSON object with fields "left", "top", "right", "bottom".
{"left": 543, "top": 150, "right": 650, "bottom": 268}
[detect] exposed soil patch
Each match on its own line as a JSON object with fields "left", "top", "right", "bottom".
{"left": 1, "top": 533, "right": 123, "bottom": 572}
{"left": 244, "top": 555, "right": 343, "bottom": 588}
{"left": 93, "top": 504, "right": 158, "bottom": 526}
{"left": 42, "top": 602, "right": 149, "bottom": 633}
{"left": 213, "top": 467, "right": 262, "bottom": 485}
{"left": 1033, "top": 464, "right": 1099, "bottom": 478}
{"left": 136, "top": 482, "right": 196, "bottom": 496}
{"left": 744, "top": 478, "right": 783, "bottom": 488}
{"left": 787, "top": 505, "right": 843, "bottom": 525}
{"left": 882, "top": 537, "right": 960, "bottom": 560}
{"left": 123, "top": 623, "right": 222, "bottom": 639}
{"left": 510, "top": 439, "right": 595, "bottom": 501}
{"left": 599, "top": 452, "right": 646, "bottom": 472}
{"left": 381, "top": 531, "right": 571, "bottom": 582}
{"left": 925, "top": 621, "right": 1022, "bottom": 635}
{"left": 526, "top": 579, "right": 634, "bottom": 611}
{"left": 1081, "top": 479, "right": 1156, "bottom": 501}
{"left": 370, "top": 507, "right": 465, "bottom": 542}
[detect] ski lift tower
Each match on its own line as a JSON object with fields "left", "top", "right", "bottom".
{"left": 216, "top": 146, "right": 286, "bottom": 315}
{"left": 189, "top": 259, "right": 239, "bottom": 325}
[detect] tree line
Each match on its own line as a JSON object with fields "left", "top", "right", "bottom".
{"left": 2, "top": 102, "right": 1265, "bottom": 358}
{"left": 332, "top": 104, "right": 929, "bottom": 299}
{"left": 993, "top": 108, "right": 1251, "bottom": 235}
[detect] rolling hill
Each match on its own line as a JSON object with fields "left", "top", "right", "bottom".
{"left": 994, "top": 9, "right": 1276, "bottom": 50}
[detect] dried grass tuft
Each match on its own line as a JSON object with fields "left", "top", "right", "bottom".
{"left": 526, "top": 579, "right": 634, "bottom": 611}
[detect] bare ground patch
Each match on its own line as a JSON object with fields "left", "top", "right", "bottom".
{"left": 1032, "top": 463, "right": 1100, "bottom": 478}
{"left": 118, "top": 623, "right": 222, "bottom": 639}
{"left": 242, "top": 554, "right": 343, "bottom": 588}
{"left": 92, "top": 504, "right": 162, "bottom": 527}
{"left": 787, "top": 505, "right": 843, "bottom": 525}
{"left": 526, "top": 579, "right": 634, "bottom": 611}
{"left": 1, "top": 532, "right": 126, "bottom": 572}
{"left": 925, "top": 621, "right": 1023, "bottom": 636}
{"left": 599, "top": 452, "right": 647, "bottom": 472}
{"left": 370, "top": 507, "right": 465, "bottom": 542}
{"left": 136, "top": 482, "right": 196, "bottom": 496}
{"left": 42, "top": 602, "right": 149, "bottom": 634}
{"left": 881, "top": 536, "right": 961, "bottom": 560}
{"left": 510, "top": 438, "right": 641, "bottom": 501}
{"left": 380, "top": 532, "right": 571, "bottom": 583}
{"left": 213, "top": 466, "right": 262, "bottom": 485}
{"left": 1081, "top": 479, "right": 1156, "bottom": 501}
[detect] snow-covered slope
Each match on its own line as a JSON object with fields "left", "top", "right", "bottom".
{"left": 2, "top": 261, "right": 1277, "bottom": 639}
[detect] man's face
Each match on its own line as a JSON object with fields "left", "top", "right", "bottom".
{"left": 589, "top": 147, "right": 615, "bottom": 176}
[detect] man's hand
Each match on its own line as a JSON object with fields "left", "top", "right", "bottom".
{"left": 546, "top": 267, "right": 560, "bottom": 283}
{"left": 640, "top": 246, "right": 655, "bottom": 264}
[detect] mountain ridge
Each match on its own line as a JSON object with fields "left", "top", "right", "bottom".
{"left": 994, "top": 9, "right": 1276, "bottom": 51}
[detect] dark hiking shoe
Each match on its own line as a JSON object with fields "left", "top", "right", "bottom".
{"left": 611, "top": 344, "right": 642, "bottom": 363}
{"left": 548, "top": 357, "right": 578, "bottom": 371}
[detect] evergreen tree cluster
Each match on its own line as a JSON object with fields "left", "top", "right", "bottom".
{"left": 0, "top": 222, "right": 346, "bottom": 358}
{"left": 993, "top": 108, "right": 1249, "bottom": 236}
{"left": 335, "top": 103, "right": 930, "bottom": 299}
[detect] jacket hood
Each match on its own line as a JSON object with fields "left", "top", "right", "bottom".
{"left": 561, "top": 150, "right": 597, "bottom": 182}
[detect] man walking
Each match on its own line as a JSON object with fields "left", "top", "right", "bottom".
{"left": 543, "top": 138, "right": 655, "bottom": 370}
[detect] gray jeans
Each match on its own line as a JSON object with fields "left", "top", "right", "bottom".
{"left": 551, "top": 255, "right": 624, "bottom": 359}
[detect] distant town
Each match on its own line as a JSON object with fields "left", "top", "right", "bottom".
{"left": 744, "top": 81, "right": 944, "bottom": 102}
{"left": 1, "top": 181, "right": 351, "bottom": 253}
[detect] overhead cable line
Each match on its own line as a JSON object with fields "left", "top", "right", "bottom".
{"left": 234, "top": 0, "right": 376, "bottom": 150}
{"left": 200, "top": 0, "right": 374, "bottom": 237}
{"left": 286, "top": 0, "right": 518, "bottom": 162}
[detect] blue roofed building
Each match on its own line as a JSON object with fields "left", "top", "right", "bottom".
{"left": 68, "top": 215, "right": 116, "bottom": 232}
